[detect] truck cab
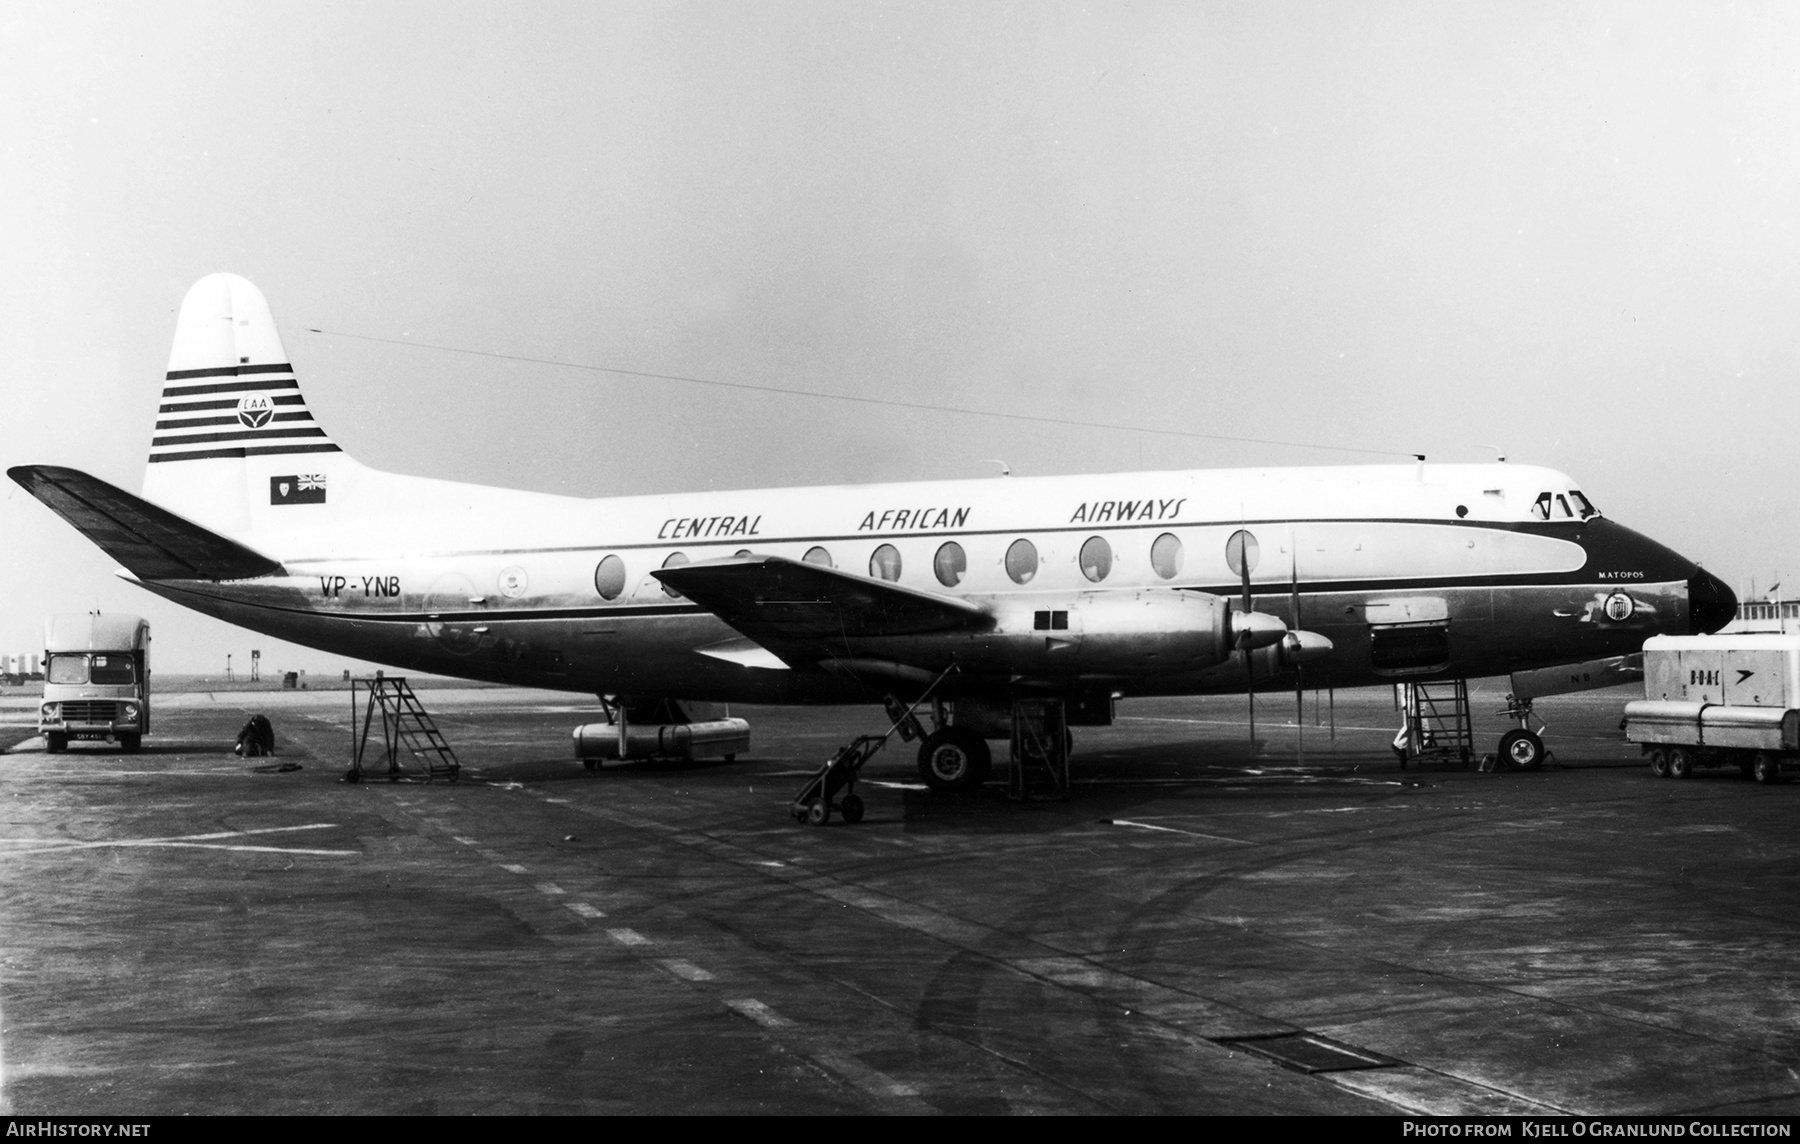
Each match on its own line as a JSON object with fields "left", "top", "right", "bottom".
{"left": 39, "top": 613, "right": 151, "bottom": 753}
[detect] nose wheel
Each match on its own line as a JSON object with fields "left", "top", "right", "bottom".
{"left": 1497, "top": 728, "right": 1546, "bottom": 771}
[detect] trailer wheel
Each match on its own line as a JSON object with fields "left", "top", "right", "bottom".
{"left": 1668, "top": 747, "right": 1695, "bottom": 779}
{"left": 841, "top": 794, "right": 865, "bottom": 824}
{"left": 1648, "top": 747, "right": 1670, "bottom": 778}
{"left": 1754, "top": 751, "right": 1783, "bottom": 785}
{"left": 806, "top": 800, "right": 830, "bottom": 826}
{"left": 1498, "top": 729, "right": 1544, "bottom": 771}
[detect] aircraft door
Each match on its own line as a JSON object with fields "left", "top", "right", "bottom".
{"left": 1366, "top": 597, "right": 1451, "bottom": 675}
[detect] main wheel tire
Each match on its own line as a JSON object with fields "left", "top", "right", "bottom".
{"left": 1754, "top": 751, "right": 1783, "bottom": 785}
{"left": 806, "top": 800, "right": 830, "bottom": 826}
{"left": 118, "top": 732, "right": 141, "bottom": 753}
{"left": 917, "top": 728, "right": 989, "bottom": 792}
{"left": 583, "top": 758, "right": 599, "bottom": 771}
{"left": 1498, "top": 728, "right": 1545, "bottom": 772}
{"left": 1668, "top": 746, "right": 1694, "bottom": 779}
{"left": 1648, "top": 747, "right": 1670, "bottom": 778}
{"left": 841, "top": 793, "right": 865, "bottom": 824}
{"left": 45, "top": 732, "right": 67, "bottom": 754}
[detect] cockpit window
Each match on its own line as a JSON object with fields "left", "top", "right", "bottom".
{"left": 1555, "top": 494, "right": 1573, "bottom": 519}
{"left": 1531, "top": 492, "right": 1553, "bottom": 521}
{"left": 1570, "top": 490, "right": 1597, "bottom": 519}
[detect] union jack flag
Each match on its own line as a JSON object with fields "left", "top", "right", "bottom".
{"left": 298, "top": 474, "right": 326, "bottom": 491}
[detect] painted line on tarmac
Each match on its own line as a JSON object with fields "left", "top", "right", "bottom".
{"left": 659, "top": 959, "right": 715, "bottom": 982}
{"left": 535, "top": 881, "right": 566, "bottom": 895}
{"left": 811, "top": 1050, "right": 922, "bottom": 1100}
{"left": 1121, "top": 715, "right": 1403, "bottom": 733}
{"left": 0, "top": 823, "right": 358, "bottom": 857}
{"left": 565, "top": 902, "right": 606, "bottom": 919}
{"left": 565, "top": 800, "right": 1287, "bottom": 1047}
{"left": 500, "top": 863, "right": 529, "bottom": 875}
{"left": 726, "top": 998, "right": 794, "bottom": 1028}
{"left": 724, "top": 1001, "right": 928, "bottom": 1110}
{"left": 607, "top": 928, "right": 652, "bottom": 947}
{"left": 1110, "top": 818, "right": 1250, "bottom": 844}
{"left": 450, "top": 835, "right": 477, "bottom": 845}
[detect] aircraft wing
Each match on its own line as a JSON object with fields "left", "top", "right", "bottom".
{"left": 653, "top": 555, "right": 992, "bottom": 648}
{"left": 8, "top": 464, "right": 284, "bottom": 581}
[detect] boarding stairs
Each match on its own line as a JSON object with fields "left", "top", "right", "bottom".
{"left": 347, "top": 675, "right": 461, "bottom": 783}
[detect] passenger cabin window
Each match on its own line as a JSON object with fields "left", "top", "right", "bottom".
{"left": 1005, "top": 539, "right": 1038, "bottom": 584}
{"left": 660, "top": 552, "right": 689, "bottom": 598}
{"left": 869, "top": 544, "right": 902, "bottom": 582}
{"left": 934, "top": 542, "right": 966, "bottom": 587}
{"left": 803, "top": 546, "right": 833, "bottom": 568}
{"left": 594, "top": 555, "right": 627, "bottom": 600}
{"left": 89, "top": 655, "right": 134, "bottom": 684}
{"left": 1150, "top": 532, "right": 1183, "bottom": 580}
{"left": 47, "top": 654, "right": 87, "bottom": 685}
{"left": 1078, "top": 536, "right": 1112, "bottom": 583}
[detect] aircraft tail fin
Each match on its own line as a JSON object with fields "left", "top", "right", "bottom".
{"left": 9, "top": 464, "right": 285, "bottom": 581}
{"left": 140, "top": 273, "right": 354, "bottom": 535}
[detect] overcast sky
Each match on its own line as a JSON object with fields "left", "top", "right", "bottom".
{"left": 3, "top": 1, "right": 1798, "bottom": 673}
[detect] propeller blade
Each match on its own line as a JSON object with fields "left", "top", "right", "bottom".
{"left": 1292, "top": 542, "right": 1303, "bottom": 764}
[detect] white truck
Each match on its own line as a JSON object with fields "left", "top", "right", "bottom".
{"left": 1622, "top": 634, "right": 1800, "bottom": 784}
{"left": 38, "top": 613, "right": 152, "bottom": 753}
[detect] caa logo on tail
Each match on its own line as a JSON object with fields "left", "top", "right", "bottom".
{"left": 236, "top": 392, "right": 275, "bottom": 429}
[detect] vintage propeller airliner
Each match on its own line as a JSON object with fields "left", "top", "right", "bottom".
{"left": 11, "top": 274, "right": 1735, "bottom": 794}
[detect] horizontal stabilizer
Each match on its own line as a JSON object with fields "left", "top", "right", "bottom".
{"left": 9, "top": 465, "right": 283, "bottom": 581}
{"left": 653, "top": 555, "right": 991, "bottom": 646}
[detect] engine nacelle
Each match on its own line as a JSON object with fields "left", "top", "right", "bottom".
{"left": 993, "top": 590, "right": 1284, "bottom": 674}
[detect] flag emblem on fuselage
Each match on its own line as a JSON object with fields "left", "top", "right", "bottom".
{"left": 271, "top": 474, "right": 326, "bottom": 504}
{"left": 236, "top": 392, "right": 275, "bottom": 428}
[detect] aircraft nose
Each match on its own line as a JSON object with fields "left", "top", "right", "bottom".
{"left": 1688, "top": 568, "right": 1737, "bottom": 634}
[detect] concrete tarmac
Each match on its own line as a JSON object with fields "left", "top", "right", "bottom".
{"left": 2, "top": 683, "right": 1798, "bottom": 1115}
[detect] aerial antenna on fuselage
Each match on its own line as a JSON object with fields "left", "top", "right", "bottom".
{"left": 979, "top": 459, "right": 1011, "bottom": 477}
{"left": 305, "top": 328, "right": 1419, "bottom": 460}
{"left": 1478, "top": 444, "right": 1507, "bottom": 462}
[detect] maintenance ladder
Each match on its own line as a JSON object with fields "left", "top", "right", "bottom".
{"left": 347, "top": 676, "right": 460, "bottom": 783}
{"left": 1393, "top": 680, "right": 1473, "bottom": 770}
{"left": 1009, "top": 698, "right": 1071, "bottom": 801}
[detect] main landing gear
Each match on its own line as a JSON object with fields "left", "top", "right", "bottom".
{"left": 916, "top": 726, "right": 991, "bottom": 792}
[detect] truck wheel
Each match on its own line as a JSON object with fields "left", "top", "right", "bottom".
{"left": 1668, "top": 747, "right": 1694, "bottom": 779}
{"left": 45, "top": 732, "right": 67, "bottom": 754}
{"left": 118, "top": 732, "right": 141, "bottom": 753}
{"left": 1754, "top": 751, "right": 1783, "bottom": 785}
{"left": 1648, "top": 748, "right": 1670, "bottom": 778}
{"left": 1498, "top": 729, "right": 1544, "bottom": 771}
